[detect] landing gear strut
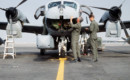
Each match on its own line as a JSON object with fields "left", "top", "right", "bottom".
{"left": 58, "top": 36, "right": 68, "bottom": 58}
{"left": 79, "top": 32, "right": 87, "bottom": 54}
{"left": 40, "top": 49, "right": 45, "bottom": 55}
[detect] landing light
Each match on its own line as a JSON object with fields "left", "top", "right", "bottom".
{"left": 59, "top": 8, "right": 63, "bottom": 14}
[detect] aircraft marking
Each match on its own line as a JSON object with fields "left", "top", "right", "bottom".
{"left": 56, "top": 58, "right": 67, "bottom": 80}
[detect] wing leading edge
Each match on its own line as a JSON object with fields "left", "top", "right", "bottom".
{"left": 81, "top": 21, "right": 130, "bottom": 33}
{"left": 0, "top": 22, "right": 43, "bottom": 34}
{"left": 0, "top": 21, "right": 130, "bottom": 34}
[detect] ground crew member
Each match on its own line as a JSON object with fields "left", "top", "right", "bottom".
{"left": 86, "top": 14, "right": 99, "bottom": 62}
{"left": 70, "top": 16, "right": 82, "bottom": 63}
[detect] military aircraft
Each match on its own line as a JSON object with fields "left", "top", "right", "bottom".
{"left": 0, "top": 0, "right": 130, "bottom": 57}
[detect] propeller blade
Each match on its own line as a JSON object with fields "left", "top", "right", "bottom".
{"left": 0, "top": 8, "right": 6, "bottom": 11}
{"left": 120, "top": 20, "right": 130, "bottom": 38}
{"left": 15, "top": 0, "right": 27, "bottom": 8}
{"left": 119, "top": 0, "right": 126, "bottom": 8}
{"left": 122, "top": 37, "right": 127, "bottom": 40}
{"left": 122, "top": 37, "right": 130, "bottom": 44}
{"left": 89, "top": 6, "right": 110, "bottom": 11}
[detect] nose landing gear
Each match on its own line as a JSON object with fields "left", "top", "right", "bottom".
{"left": 58, "top": 36, "right": 68, "bottom": 58}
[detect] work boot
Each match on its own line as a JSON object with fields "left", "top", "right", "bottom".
{"left": 70, "top": 59, "right": 77, "bottom": 63}
{"left": 93, "top": 59, "right": 98, "bottom": 62}
{"left": 78, "top": 57, "right": 81, "bottom": 62}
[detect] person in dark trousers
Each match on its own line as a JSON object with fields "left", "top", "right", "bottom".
{"left": 86, "top": 14, "right": 99, "bottom": 62}
{"left": 70, "top": 16, "right": 82, "bottom": 63}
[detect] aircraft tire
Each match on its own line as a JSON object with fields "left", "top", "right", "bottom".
{"left": 40, "top": 49, "right": 45, "bottom": 55}
{"left": 60, "top": 48, "right": 65, "bottom": 58}
{"left": 67, "top": 42, "right": 71, "bottom": 51}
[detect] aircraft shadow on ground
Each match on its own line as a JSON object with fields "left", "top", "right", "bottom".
{"left": 33, "top": 50, "right": 74, "bottom": 62}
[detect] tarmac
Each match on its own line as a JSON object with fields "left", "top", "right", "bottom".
{"left": 0, "top": 44, "right": 130, "bottom": 80}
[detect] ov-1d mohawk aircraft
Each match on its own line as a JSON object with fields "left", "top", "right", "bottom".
{"left": 0, "top": 0, "right": 130, "bottom": 57}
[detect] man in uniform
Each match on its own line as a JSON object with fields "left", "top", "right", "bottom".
{"left": 86, "top": 14, "right": 99, "bottom": 62}
{"left": 70, "top": 16, "right": 82, "bottom": 63}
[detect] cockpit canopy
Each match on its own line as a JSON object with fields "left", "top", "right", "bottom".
{"left": 48, "top": 1, "right": 61, "bottom": 8}
{"left": 64, "top": 1, "right": 77, "bottom": 9}
{"left": 48, "top": 1, "right": 77, "bottom": 9}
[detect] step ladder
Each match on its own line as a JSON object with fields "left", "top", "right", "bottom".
{"left": 3, "top": 35, "right": 16, "bottom": 59}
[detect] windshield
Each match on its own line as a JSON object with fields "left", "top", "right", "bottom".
{"left": 64, "top": 1, "right": 77, "bottom": 9}
{"left": 48, "top": 1, "right": 61, "bottom": 8}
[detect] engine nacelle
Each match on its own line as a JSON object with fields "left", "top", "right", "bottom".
{"left": 105, "top": 20, "right": 121, "bottom": 37}
{"left": 15, "top": 10, "right": 29, "bottom": 23}
{"left": 99, "top": 11, "right": 110, "bottom": 23}
{"left": 36, "top": 34, "right": 55, "bottom": 49}
{"left": 100, "top": 6, "right": 121, "bottom": 23}
{"left": 6, "top": 21, "right": 22, "bottom": 38}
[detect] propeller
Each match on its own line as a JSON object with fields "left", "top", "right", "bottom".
{"left": 15, "top": 0, "right": 27, "bottom": 8}
{"left": 89, "top": 6, "right": 110, "bottom": 11}
{"left": 119, "top": 0, "right": 126, "bottom": 8}
{"left": 90, "top": 0, "right": 126, "bottom": 11}
{"left": 90, "top": 0, "right": 129, "bottom": 44}
{"left": 0, "top": 0, "right": 27, "bottom": 11}
{"left": 0, "top": 0, "right": 28, "bottom": 35}
{"left": 120, "top": 20, "right": 130, "bottom": 44}
{"left": 89, "top": 0, "right": 126, "bottom": 20}
{"left": 0, "top": 0, "right": 28, "bottom": 22}
{"left": 119, "top": 0, "right": 130, "bottom": 44}
{"left": 120, "top": 20, "right": 130, "bottom": 38}
{"left": 0, "top": 8, "right": 7, "bottom": 11}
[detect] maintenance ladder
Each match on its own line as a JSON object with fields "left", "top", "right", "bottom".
{"left": 3, "top": 35, "right": 16, "bottom": 59}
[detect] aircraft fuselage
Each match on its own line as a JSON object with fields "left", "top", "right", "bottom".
{"left": 44, "top": 0, "right": 80, "bottom": 36}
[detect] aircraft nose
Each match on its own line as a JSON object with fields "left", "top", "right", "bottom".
{"left": 46, "top": 5, "right": 78, "bottom": 19}
{"left": 58, "top": 5, "right": 65, "bottom": 14}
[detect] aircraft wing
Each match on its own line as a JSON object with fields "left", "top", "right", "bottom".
{"left": 0, "top": 21, "right": 130, "bottom": 34}
{"left": 23, "top": 24, "right": 43, "bottom": 34}
{"left": 81, "top": 23, "right": 104, "bottom": 33}
{"left": 81, "top": 21, "right": 130, "bottom": 33}
{"left": 0, "top": 22, "right": 43, "bottom": 34}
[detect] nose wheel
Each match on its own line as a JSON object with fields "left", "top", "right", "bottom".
{"left": 59, "top": 47, "right": 66, "bottom": 58}
{"left": 40, "top": 49, "right": 45, "bottom": 55}
{"left": 58, "top": 36, "right": 68, "bottom": 58}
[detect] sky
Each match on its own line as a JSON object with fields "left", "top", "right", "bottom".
{"left": 0, "top": 0, "right": 130, "bottom": 43}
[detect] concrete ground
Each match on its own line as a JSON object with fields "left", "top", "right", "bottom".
{"left": 0, "top": 44, "right": 130, "bottom": 80}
